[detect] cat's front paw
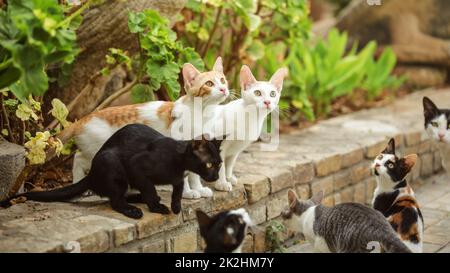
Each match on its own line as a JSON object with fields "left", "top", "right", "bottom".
{"left": 171, "top": 202, "right": 181, "bottom": 214}
{"left": 149, "top": 203, "right": 170, "bottom": 214}
{"left": 198, "top": 186, "right": 213, "bottom": 197}
{"left": 215, "top": 181, "right": 232, "bottom": 192}
{"left": 227, "top": 175, "right": 238, "bottom": 185}
{"left": 182, "top": 189, "right": 202, "bottom": 199}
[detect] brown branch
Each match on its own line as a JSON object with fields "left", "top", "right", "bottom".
{"left": 201, "top": 6, "right": 223, "bottom": 57}
{"left": 95, "top": 78, "right": 138, "bottom": 111}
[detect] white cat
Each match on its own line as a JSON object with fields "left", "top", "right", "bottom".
{"left": 201, "top": 65, "right": 288, "bottom": 191}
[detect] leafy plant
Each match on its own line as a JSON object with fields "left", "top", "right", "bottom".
{"left": 177, "top": 0, "right": 311, "bottom": 86}
{"left": 279, "top": 29, "right": 403, "bottom": 120}
{"left": 128, "top": 9, "right": 204, "bottom": 102}
{"left": 361, "top": 47, "right": 405, "bottom": 100}
{"left": 0, "top": 0, "right": 86, "bottom": 102}
{"left": 266, "top": 220, "right": 287, "bottom": 253}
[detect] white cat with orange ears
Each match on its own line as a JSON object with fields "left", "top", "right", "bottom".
{"left": 59, "top": 57, "right": 230, "bottom": 199}
{"left": 201, "top": 65, "right": 288, "bottom": 192}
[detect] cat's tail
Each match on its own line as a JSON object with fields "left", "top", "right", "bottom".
{"left": 378, "top": 234, "right": 412, "bottom": 253}
{"left": 0, "top": 177, "right": 90, "bottom": 208}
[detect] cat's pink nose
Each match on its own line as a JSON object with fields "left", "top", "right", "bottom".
{"left": 375, "top": 163, "right": 380, "bottom": 168}
{"left": 439, "top": 133, "right": 445, "bottom": 139}
{"left": 264, "top": 101, "right": 271, "bottom": 107}
{"left": 219, "top": 88, "right": 226, "bottom": 94}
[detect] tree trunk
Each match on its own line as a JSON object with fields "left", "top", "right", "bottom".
{"left": 45, "top": 0, "right": 186, "bottom": 121}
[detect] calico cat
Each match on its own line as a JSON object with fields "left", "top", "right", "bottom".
{"left": 204, "top": 65, "right": 288, "bottom": 191}
{"left": 282, "top": 190, "right": 412, "bottom": 253}
{"left": 59, "top": 57, "right": 229, "bottom": 200}
{"left": 423, "top": 96, "right": 450, "bottom": 174}
{"left": 371, "top": 138, "right": 423, "bottom": 253}
{"left": 1, "top": 124, "right": 224, "bottom": 219}
{"left": 196, "top": 208, "right": 252, "bottom": 253}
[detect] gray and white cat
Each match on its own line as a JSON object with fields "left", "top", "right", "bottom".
{"left": 282, "top": 190, "right": 411, "bottom": 253}
{"left": 423, "top": 96, "right": 450, "bottom": 174}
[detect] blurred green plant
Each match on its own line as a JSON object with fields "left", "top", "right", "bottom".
{"left": 267, "top": 29, "right": 404, "bottom": 120}
{"left": 266, "top": 220, "right": 287, "bottom": 253}
{"left": 177, "top": 0, "right": 311, "bottom": 87}
{"left": 0, "top": 0, "right": 97, "bottom": 102}
{"left": 128, "top": 9, "right": 205, "bottom": 102}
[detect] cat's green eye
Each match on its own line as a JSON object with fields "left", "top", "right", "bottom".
{"left": 220, "top": 78, "right": 226, "bottom": 84}
{"left": 254, "top": 90, "right": 262, "bottom": 96}
{"left": 270, "top": 91, "right": 277, "bottom": 97}
{"left": 206, "top": 162, "right": 213, "bottom": 168}
{"left": 387, "top": 163, "right": 394, "bottom": 169}
{"left": 205, "top": 81, "right": 214, "bottom": 87}
{"left": 431, "top": 121, "right": 439, "bottom": 127}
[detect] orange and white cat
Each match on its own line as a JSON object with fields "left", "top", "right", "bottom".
{"left": 59, "top": 57, "right": 229, "bottom": 199}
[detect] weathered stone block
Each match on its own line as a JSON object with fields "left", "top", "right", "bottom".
{"left": 172, "top": 229, "right": 198, "bottom": 253}
{"left": 0, "top": 140, "right": 25, "bottom": 199}
{"left": 322, "top": 195, "right": 334, "bottom": 207}
{"left": 340, "top": 187, "right": 354, "bottom": 203}
{"left": 247, "top": 202, "right": 267, "bottom": 225}
{"left": 421, "top": 153, "right": 434, "bottom": 177}
{"left": 354, "top": 183, "right": 366, "bottom": 204}
{"left": 433, "top": 151, "right": 442, "bottom": 172}
{"left": 141, "top": 239, "right": 166, "bottom": 253}
{"left": 314, "top": 154, "right": 342, "bottom": 177}
{"left": 365, "top": 177, "right": 376, "bottom": 204}
{"left": 293, "top": 161, "right": 315, "bottom": 184}
{"left": 136, "top": 211, "right": 182, "bottom": 239}
{"left": 365, "top": 139, "right": 388, "bottom": 158}
{"left": 242, "top": 175, "right": 270, "bottom": 204}
{"left": 295, "top": 184, "right": 310, "bottom": 200}
{"left": 405, "top": 132, "right": 421, "bottom": 146}
{"left": 311, "top": 176, "right": 334, "bottom": 196}
{"left": 253, "top": 228, "right": 267, "bottom": 253}
{"left": 350, "top": 162, "right": 371, "bottom": 184}
{"left": 341, "top": 147, "right": 364, "bottom": 168}
{"left": 211, "top": 184, "right": 247, "bottom": 211}
{"left": 333, "top": 169, "right": 351, "bottom": 190}
{"left": 266, "top": 190, "right": 288, "bottom": 220}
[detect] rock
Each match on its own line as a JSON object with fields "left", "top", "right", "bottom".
{"left": 336, "top": 0, "right": 450, "bottom": 86}
{"left": 0, "top": 139, "right": 25, "bottom": 200}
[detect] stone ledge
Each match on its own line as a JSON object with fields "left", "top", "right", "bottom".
{"left": 1, "top": 88, "right": 449, "bottom": 252}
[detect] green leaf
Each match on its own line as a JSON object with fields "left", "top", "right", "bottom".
{"left": 131, "top": 83, "right": 156, "bottom": 103}
{"left": 50, "top": 98, "right": 70, "bottom": 128}
{"left": 247, "top": 40, "right": 265, "bottom": 61}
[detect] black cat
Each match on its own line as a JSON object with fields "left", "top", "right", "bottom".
{"left": 1, "top": 124, "right": 224, "bottom": 219}
{"left": 196, "top": 209, "right": 252, "bottom": 253}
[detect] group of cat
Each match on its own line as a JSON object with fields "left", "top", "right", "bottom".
{"left": 201, "top": 96, "right": 448, "bottom": 253}
{"left": 1, "top": 52, "right": 449, "bottom": 253}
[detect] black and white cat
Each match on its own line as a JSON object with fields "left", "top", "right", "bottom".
{"left": 196, "top": 208, "right": 252, "bottom": 253}
{"left": 423, "top": 96, "right": 450, "bottom": 174}
{"left": 1, "top": 124, "right": 224, "bottom": 219}
{"left": 282, "top": 190, "right": 411, "bottom": 253}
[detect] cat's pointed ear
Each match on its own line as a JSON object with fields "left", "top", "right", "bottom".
{"left": 240, "top": 65, "right": 257, "bottom": 90}
{"left": 196, "top": 210, "right": 212, "bottom": 237}
{"left": 183, "top": 63, "right": 201, "bottom": 89}
{"left": 287, "top": 189, "right": 298, "bottom": 208}
{"left": 211, "top": 134, "right": 228, "bottom": 150}
{"left": 212, "top": 56, "right": 223, "bottom": 73}
{"left": 310, "top": 190, "right": 324, "bottom": 205}
{"left": 400, "top": 154, "right": 418, "bottom": 177}
{"left": 382, "top": 138, "right": 395, "bottom": 154}
{"left": 423, "top": 96, "right": 440, "bottom": 118}
{"left": 269, "top": 67, "right": 288, "bottom": 92}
